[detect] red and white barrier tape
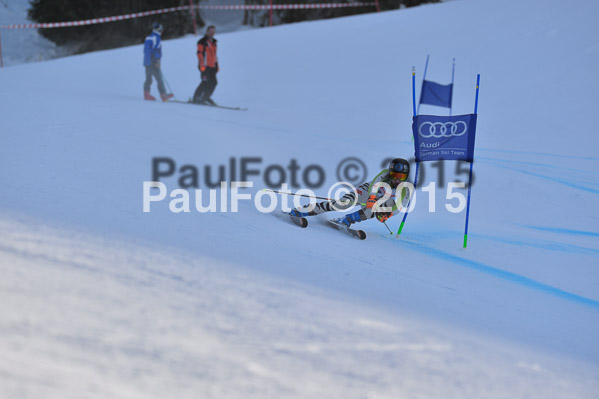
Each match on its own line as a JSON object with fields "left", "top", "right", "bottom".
{"left": 0, "top": 2, "right": 375, "bottom": 30}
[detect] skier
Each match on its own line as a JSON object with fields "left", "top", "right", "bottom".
{"left": 143, "top": 22, "right": 173, "bottom": 102}
{"left": 192, "top": 25, "right": 219, "bottom": 105}
{"left": 290, "top": 158, "right": 413, "bottom": 227}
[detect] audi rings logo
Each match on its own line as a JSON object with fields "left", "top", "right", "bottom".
{"left": 418, "top": 121, "right": 468, "bottom": 138}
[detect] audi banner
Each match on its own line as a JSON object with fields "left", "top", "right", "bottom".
{"left": 412, "top": 114, "right": 478, "bottom": 162}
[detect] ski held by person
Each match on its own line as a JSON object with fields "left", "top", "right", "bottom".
{"left": 290, "top": 158, "right": 413, "bottom": 228}
{"left": 143, "top": 22, "right": 173, "bottom": 102}
{"left": 192, "top": 25, "right": 219, "bottom": 105}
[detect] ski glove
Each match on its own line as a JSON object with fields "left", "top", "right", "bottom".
{"left": 366, "top": 194, "right": 377, "bottom": 209}
{"left": 375, "top": 212, "right": 392, "bottom": 223}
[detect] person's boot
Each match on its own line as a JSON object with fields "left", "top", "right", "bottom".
{"left": 161, "top": 93, "right": 174, "bottom": 102}
{"left": 289, "top": 209, "right": 308, "bottom": 217}
{"left": 205, "top": 98, "right": 217, "bottom": 106}
{"left": 340, "top": 210, "right": 363, "bottom": 227}
{"left": 290, "top": 209, "right": 317, "bottom": 217}
{"left": 144, "top": 91, "right": 156, "bottom": 101}
{"left": 340, "top": 216, "right": 353, "bottom": 227}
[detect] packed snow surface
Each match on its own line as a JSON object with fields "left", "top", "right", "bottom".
{"left": 1, "top": 0, "right": 598, "bottom": 397}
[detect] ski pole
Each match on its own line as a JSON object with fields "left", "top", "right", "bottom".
{"left": 262, "top": 189, "right": 366, "bottom": 206}
{"left": 160, "top": 70, "right": 175, "bottom": 98}
{"left": 383, "top": 221, "right": 393, "bottom": 235}
{"left": 263, "top": 189, "right": 333, "bottom": 201}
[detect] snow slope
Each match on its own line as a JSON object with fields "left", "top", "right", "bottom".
{"left": 1, "top": 0, "right": 599, "bottom": 397}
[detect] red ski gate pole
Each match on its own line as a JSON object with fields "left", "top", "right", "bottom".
{"left": 189, "top": 0, "right": 197, "bottom": 35}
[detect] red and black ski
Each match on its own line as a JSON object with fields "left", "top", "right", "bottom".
{"left": 275, "top": 211, "right": 308, "bottom": 228}
{"left": 327, "top": 219, "right": 366, "bottom": 240}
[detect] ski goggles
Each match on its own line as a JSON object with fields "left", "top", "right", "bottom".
{"left": 389, "top": 163, "right": 408, "bottom": 180}
{"left": 389, "top": 171, "right": 408, "bottom": 180}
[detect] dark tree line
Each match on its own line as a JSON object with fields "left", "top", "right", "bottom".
{"left": 242, "top": 0, "right": 442, "bottom": 27}
{"left": 28, "top": 0, "right": 205, "bottom": 54}
{"left": 28, "top": 0, "right": 441, "bottom": 54}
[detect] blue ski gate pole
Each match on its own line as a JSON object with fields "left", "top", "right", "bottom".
{"left": 449, "top": 58, "right": 455, "bottom": 116}
{"left": 463, "top": 74, "right": 480, "bottom": 248}
{"left": 474, "top": 74, "right": 480, "bottom": 114}
{"left": 397, "top": 66, "right": 419, "bottom": 237}
{"left": 416, "top": 55, "right": 429, "bottom": 116}
{"left": 396, "top": 163, "right": 419, "bottom": 237}
{"left": 412, "top": 66, "right": 417, "bottom": 117}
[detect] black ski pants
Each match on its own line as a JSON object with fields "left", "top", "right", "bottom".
{"left": 193, "top": 67, "right": 218, "bottom": 102}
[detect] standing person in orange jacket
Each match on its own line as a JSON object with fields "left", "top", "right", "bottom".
{"left": 192, "top": 25, "right": 219, "bottom": 105}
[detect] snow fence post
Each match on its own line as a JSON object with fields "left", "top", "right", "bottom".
{"left": 189, "top": 0, "right": 197, "bottom": 35}
{"left": 463, "top": 74, "right": 480, "bottom": 248}
{"left": 0, "top": 30, "right": 3, "bottom": 68}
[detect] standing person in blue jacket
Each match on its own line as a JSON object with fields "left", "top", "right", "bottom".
{"left": 143, "top": 22, "right": 173, "bottom": 102}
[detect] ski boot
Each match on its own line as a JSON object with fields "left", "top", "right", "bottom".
{"left": 289, "top": 209, "right": 309, "bottom": 218}
{"left": 339, "top": 210, "right": 363, "bottom": 227}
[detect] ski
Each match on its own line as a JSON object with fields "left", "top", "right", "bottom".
{"left": 168, "top": 99, "right": 248, "bottom": 111}
{"left": 275, "top": 211, "right": 308, "bottom": 228}
{"left": 201, "top": 103, "right": 248, "bottom": 111}
{"left": 327, "top": 219, "right": 366, "bottom": 240}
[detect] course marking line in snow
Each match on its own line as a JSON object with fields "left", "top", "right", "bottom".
{"left": 522, "top": 225, "right": 599, "bottom": 238}
{"left": 474, "top": 232, "right": 599, "bottom": 256}
{"left": 477, "top": 156, "right": 599, "bottom": 178}
{"left": 490, "top": 162, "right": 599, "bottom": 194}
{"left": 389, "top": 237, "right": 599, "bottom": 310}
{"left": 476, "top": 147, "right": 599, "bottom": 162}
{"left": 0, "top": 3, "right": 376, "bottom": 30}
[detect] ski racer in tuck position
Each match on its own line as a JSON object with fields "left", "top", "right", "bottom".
{"left": 290, "top": 158, "right": 413, "bottom": 227}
